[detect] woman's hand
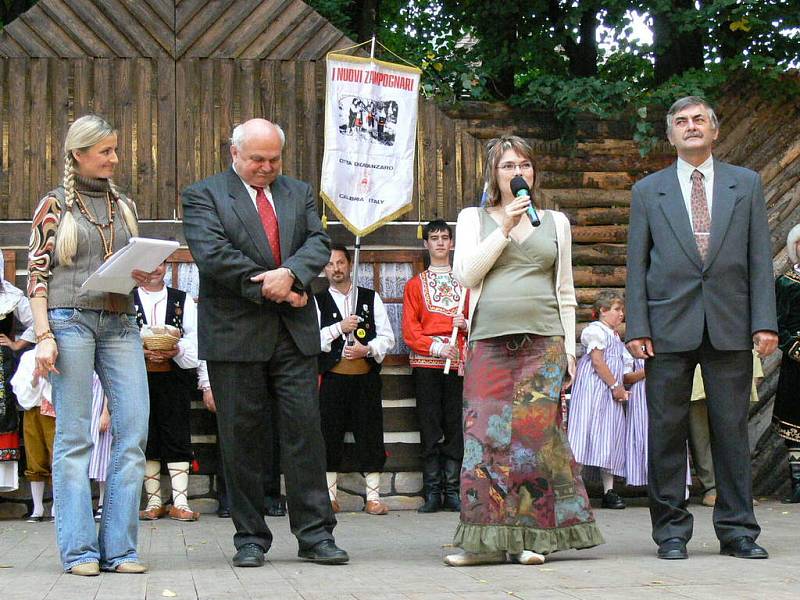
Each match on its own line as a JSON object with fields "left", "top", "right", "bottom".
{"left": 562, "top": 355, "right": 576, "bottom": 391}
{"left": 35, "top": 338, "right": 59, "bottom": 377}
{"left": 500, "top": 195, "right": 531, "bottom": 237}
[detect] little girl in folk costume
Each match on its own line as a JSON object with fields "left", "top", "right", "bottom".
{"left": 567, "top": 291, "right": 628, "bottom": 509}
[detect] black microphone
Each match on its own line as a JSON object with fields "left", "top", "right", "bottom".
{"left": 510, "top": 175, "right": 540, "bottom": 227}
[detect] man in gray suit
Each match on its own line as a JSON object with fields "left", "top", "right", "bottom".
{"left": 625, "top": 96, "right": 778, "bottom": 560}
{"left": 182, "top": 119, "right": 348, "bottom": 566}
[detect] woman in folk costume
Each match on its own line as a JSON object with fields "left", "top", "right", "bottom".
{"left": 0, "top": 252, "right": 36, "bottom": 491}
{"left": 773, "top": 224, "right": 800, "bottom": 503}
{"left": 27, "top": 115, "right": 150, "bottom": 575}
{"left": 445, "top": 135, "right": 603, "bottom": 567}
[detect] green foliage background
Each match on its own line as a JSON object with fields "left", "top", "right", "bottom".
{"left": 308, "top": 0, "right": 800, "bottom": 153}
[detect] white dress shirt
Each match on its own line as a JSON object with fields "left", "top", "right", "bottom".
{"left": 676, "top": 155, "right": 714, "bottom": 229}
{"left": 0, "top": 284, "right": 35, "bottom": 344}
{"left": 197, "top": 360, "right": 210, "bottom": 390}
{"left": 232, "top": 165, "right": 276, "bottom": 212}
{"left": 10, "top": 349, "right": 50, "bottom": 410}
{"left": 137, "top": 285, "right": 199, "bottom": 370}
{"left": 315, "top": 285, "right": 395, "bottom": 363}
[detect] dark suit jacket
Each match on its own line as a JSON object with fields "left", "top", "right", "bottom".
{"left": 182, "top": 168, "right": 330, "bottom": 362}
{"left": 625, "top": 159, "right": 777, "bottom": 353}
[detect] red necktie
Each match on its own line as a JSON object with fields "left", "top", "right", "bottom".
{"left": 254, "top": 186, "right": 281, "bottom": 265}
{"left": 690, "top": 169, "right": 711, "bottom": 263}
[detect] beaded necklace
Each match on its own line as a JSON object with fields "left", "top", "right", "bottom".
{"left": 74, "top": 191, "right": 116, "bottom": 260}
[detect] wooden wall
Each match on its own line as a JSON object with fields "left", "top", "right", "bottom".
{"left": 713, "top": 84, "right": 800, "bottom": 496}
{"left": 0, "top": 57, "right": 487, "bottom": 224}
{"left": 0, "top": 58, "right": 175, "bottom": 220}
{"left": 0, "top": 0, "right": 358, "bottom": 221}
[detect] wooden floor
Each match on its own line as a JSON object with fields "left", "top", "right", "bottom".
{"left": 1, "top": 500, "right": 799, "bottom": 599}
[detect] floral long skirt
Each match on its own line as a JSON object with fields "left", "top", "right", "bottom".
{"left": 454, "top": 334, "right": 604, "bottom": 555}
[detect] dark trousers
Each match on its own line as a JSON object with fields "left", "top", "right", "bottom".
{"left": 413, "top": 367, "right": 464, "bottom": 461}
{"left": 145, "top": 370, "right": 193, "bottom": 462}
{"left": 213, "top": 406, "right": 281, "bottom": 511}
{"left": 645, "top": 331, "right": 758, "bottom": 544}
{"left": 263, "top": 406, "right": 282, "bottom": 498}
{"left": 208, "top": 326, "right": 335, "bottom": 552}
{"left": 319, "top": 370, "right": 386, "bottom": 472}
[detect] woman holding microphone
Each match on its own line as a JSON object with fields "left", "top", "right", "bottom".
{"left": 445, "top": 135, "right": 603, "bottom": 566}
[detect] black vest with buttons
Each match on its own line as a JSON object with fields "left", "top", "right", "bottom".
{"left": 315, "top": 286, "right": 380, "bottom": 374}
{"left": 134, "top": 287, "right": 187, "bottom": 333}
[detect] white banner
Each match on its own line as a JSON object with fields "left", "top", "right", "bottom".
{"left": 320, "top": 54, "right": 421, "bottom": 236}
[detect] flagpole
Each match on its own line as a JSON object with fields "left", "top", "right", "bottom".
{"left": 347, "top": 35, "right": 377, "bottom": 334}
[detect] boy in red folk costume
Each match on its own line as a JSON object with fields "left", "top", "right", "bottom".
{"left": 402, "top": 220, "right": 468, "bottom": 513}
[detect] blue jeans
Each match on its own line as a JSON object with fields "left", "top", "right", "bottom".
{"left": 49, "top": 308, "right": 149, "bottom": 571}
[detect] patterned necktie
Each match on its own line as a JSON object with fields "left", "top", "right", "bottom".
{"left": 690, "top": 169, "right": 711, "bottom": 262}
{"left": 253, "top": 186, "right": 281, "bottom": 265}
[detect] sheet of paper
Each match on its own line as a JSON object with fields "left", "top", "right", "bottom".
{"left": 81, "top": 237, "right": 180, "bottom": 295}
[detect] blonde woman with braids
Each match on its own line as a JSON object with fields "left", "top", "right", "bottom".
{"left": 27, "top": 115, "right": 150, "bottom": 576}
{"left": 445, "top": 136, "right": 603, "bottom": 566}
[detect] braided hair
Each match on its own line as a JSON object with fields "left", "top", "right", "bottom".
{"left": 55, "top": 115, "right": 138, "bottom": 265}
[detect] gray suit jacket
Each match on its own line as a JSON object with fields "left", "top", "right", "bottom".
{"left": 625, "top": 159, "right": 777, "bottom": 352}
{"left": 182, "top": 168, "right": 331, "bottom": 361}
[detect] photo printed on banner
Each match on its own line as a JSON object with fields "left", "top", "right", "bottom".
{"left": 337, "top": 96, "right": 399, "bottom": 146}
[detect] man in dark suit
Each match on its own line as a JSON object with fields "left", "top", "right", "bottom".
{"left": 182, "top": 118, "right": 348, "bottom": 566}
{"left": 625, "top": 96, "right": 778, "bottom": 560}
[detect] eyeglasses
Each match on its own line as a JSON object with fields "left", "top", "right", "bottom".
{"left": 497, "top": 162, "right": 533, "bottom": 172}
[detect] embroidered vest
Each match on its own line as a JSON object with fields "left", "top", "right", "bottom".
{"left": 315, "top": 287, "right": 380, "bottom": 374}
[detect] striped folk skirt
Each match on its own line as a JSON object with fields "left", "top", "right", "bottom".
{"left": 453, "top": 334, "right": 604, "bottom": 555}
{"left": 567, "top": 347, "right": 627, "bottom": 477}
{"left": 88, "top": 375, "right": 112, "bottom": 482}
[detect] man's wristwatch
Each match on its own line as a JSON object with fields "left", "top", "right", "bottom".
{"left": 609, "top": 381, "right": 621, "bottom": 390}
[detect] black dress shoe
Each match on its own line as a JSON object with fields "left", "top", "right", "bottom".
{"left": 601, "top": 490, "right": 626, "bottom": 509}
{"left": 657, "top": 538, "right": 688, "bottom": 560}
{"left": 720, "top": 536, "right": 769, "bottom": 559}
{"left": 265, "top": 496, "right": 287, "bottom": 517}
{"left": 217, "top": 507, "right": 231, "bottom": 518}
{"left": 232, "top": 543, "right": 265, "bottom": 567}
{"left": 297, "top": 540, "right": 349, "bottom": 564}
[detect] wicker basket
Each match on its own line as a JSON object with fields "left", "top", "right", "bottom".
{"left": 142, "top": 334, "right": 180, "bottom": 351}
{"left": 140, "top": 324, "right": 180, "bottom": 351}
